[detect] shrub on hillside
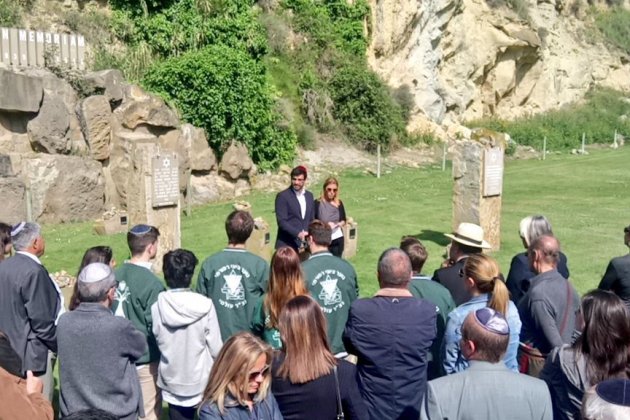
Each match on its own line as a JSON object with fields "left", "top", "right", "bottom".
{"left": 143, "top": 44, "right": 296, "bottom": 170}
{"left": 468, "top": 88, "right": 630, "bottom": 150}
{"left": 594, "top": 7, "right": 630, "bottom": 54}
{"left": 329, "top": 64, "right": 407, "bottom": 151}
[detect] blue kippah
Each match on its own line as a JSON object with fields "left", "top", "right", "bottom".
{"left": 473, "top": 307, "right": 510, "bottom": 335}
{"left": 596, "top": 379, "right": 630, "bottom": 407}
{"left": 129, "top": 224, "right": 152, "bottom": 235}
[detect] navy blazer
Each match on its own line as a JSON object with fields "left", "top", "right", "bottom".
{"left": 274, "top": 187, "right": 314, "bottom": 250}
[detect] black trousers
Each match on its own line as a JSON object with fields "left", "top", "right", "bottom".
{"left": 169, "top": 404, "right": 196, "bottom": 420}
{"left": 329, "top": 237, "right": 344, "bottom": 258}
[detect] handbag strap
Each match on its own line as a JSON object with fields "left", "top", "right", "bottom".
{"left": 558, "top": 279, "right": 573, "bottom": 336}
{"left": 333, "top": 365, "right": 344, "bottom": 419}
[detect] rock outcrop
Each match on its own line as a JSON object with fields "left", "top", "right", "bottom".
{"left": 367, "top": 0, "right": 630, "bottom": 133}
{"left": 0, "top": 68, "right": 260, "bottom": 223}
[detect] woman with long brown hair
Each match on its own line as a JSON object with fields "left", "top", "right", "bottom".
{"left": 541, "top": 290, "right": 630, "bottom": 420}
{"left": 442, "top": 253, "right": 522, "bottom": 374}
{"left": 271, "top": 295, "right": 367, "bottom": 419}
{"left": 69, "top": 246, "right": 116, "bottom": 311}
{"left": 251, "top": 247, "right": 308, "bottom": 349}
{"left": 314, "top": 177, "right": 347, "bottom": 257}
{"left": 198, "top": 332, "right": 282, "bottom": 420}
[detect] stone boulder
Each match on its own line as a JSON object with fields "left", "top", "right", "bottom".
{"left": 219, "top": 142, "right": 255, "bottom": 180}
{"left": 16, "top": 154, "right": 104, "bottom": 222}
{"left": 189, "top": 172, "right": 251, "bottom": 205}
{"left": 0, "top": 113, "right": 32, "bottom": 154}
{"left": 181, "top": 124, "right": 217, "bottom": 172}
{"left": 116, "top": 85, "right": 179, "bottom": 130}
{"left": 78, "top": 95, "right": 112, "bottom": 160}
{"left": 0, "top": 176, "right": 27, "bottom": 224}
{"left": 0, "top": 69, "right": 43, "bottom": 113}
{"left": 84, "top": 69, "right": 124, "bottom": 104}
{"left": 27, "top": 92, "right": 72, "bottom": 154}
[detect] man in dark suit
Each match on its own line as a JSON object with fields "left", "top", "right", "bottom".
{"left": 0, "top": 222, "right": 60, "bottom": 401}
{"left": 274, "top": 165, "right": 314, "bottom": 251}
{"left": 598, "top": 224, "right": 630, "bottom": 308}
{"left": 432, "top": 223, "right": 491, "bottom": 305}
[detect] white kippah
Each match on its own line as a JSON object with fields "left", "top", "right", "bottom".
{"left": 78, "top": 262, "right": 115, "bottom": 284}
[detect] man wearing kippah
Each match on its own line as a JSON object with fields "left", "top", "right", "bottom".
{"left": 113, "top": 224, "right": 166, "bottom": 420}
{"left": 421, "top": 308, "right": 552, "bottom": 420}
{"left": 0, "top": 222, "right": 60, "bottom": 401}
{"left": 58, "top": 263, "right": 146, "bottom": 420}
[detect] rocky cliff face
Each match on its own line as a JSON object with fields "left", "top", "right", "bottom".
{"left": 367, "top": 0, "right": 630, "bottom": 134}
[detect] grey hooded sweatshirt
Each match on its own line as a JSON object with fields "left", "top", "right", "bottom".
{"left": 151, "top": 289, "right": 223, "bottom": 403}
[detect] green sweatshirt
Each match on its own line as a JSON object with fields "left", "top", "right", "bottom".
{"left": 302, "top": 251, "right": 359, "bottom": 354}
{"left": 250, "top": 297, "right": 282, "bottom": 350}
{"left": 196, "top": 248, "right": 269, "bottom": 341}
{"left": 112, "top": 262, "right": 165, "bottom": 365}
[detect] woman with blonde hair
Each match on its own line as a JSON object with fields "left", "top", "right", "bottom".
{"left": 251, "top": 247, "right": 308, "bottom": 349}
{"left": 198, "top": 332, "right": 283, "bottom": 420}
{"left": 443, "top": 254, "right": 522, "bottom": 374}
{"left": 271, "top": 295, "right": 367, "bottom": 419}
{"left": 314, "top": 177, "right": 347, "bottom": 257}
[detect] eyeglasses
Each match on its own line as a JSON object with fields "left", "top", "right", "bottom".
{"left": 326, "top": 188, "right": 337, "bottom": 192}
{"left": 248, "top": 365, "right": 270, "bottom": 381}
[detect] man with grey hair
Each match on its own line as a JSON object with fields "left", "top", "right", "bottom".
{"left": 343, "top": 248, "right": 437, "bottom": 420}
{"left": 0, "top": 222, "right": 60, "bottom": 401}
{"left": 58, "top": 262, "right": 146, "bottom": 420}
{"left": 518, "top": 234, "right": 580, "bottom": 377}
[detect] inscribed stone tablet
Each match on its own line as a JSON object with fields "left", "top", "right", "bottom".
{"left": 152, "top": 155, "right": 179, "bottom": 208}
{"left": 483, "top": 147, "right": 503, "bottom": 197}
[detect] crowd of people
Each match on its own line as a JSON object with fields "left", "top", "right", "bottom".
{"left": 0, "top": 165, "right": 630, "bottom": 420}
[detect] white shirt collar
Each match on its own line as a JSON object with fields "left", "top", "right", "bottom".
{"left": 16, "top": 251, "right": 42, "bottom": 265}
{"left": 128, "top": 260, "right": 153, "bottom": 270}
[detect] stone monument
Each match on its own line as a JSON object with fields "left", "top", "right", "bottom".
{"left": 127, "top": 140, "right": 181, "bottom": 272}
{"left": 451, "top": 128, "right": 506, "bottom": 251}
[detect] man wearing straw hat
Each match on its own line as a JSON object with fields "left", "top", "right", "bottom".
{"left": 432, "top": 223, "right": 491, "bottom": 305}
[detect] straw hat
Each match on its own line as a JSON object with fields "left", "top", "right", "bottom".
{"left": 445, "top": 222, "right": 491, "bottom": 249}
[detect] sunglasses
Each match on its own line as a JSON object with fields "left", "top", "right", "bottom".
{"left": 326, "top": 188, "right": 338, "bottom": 192}
{"left": 248, "top": 365, "right": 270, "bottom": 381}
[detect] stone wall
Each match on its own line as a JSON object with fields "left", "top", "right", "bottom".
{"left": 0, "top": 67, "right": 259, "bottom": 224}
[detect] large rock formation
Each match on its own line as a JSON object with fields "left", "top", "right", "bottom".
{"left": 367, "top": 0, "right": 630, "bottom": 132}
{"left": 0, "top": 67, "right": 258, "bottom": 223}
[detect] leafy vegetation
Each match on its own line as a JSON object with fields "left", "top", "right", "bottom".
{"left": 0, "top": 0, "right": 23, "bottom": 26}
{"left": 593, "top": 7, "right": 630, "bottom": 54}
{"left": 468, "top": 88, "right": 630, "bottom": 152}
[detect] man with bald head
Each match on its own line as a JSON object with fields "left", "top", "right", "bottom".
{"left": 343, "top": 248, "right": 437, "bottom": 420}
{"left": 518, "top": 235, "right": 580, "bottom": 375}
{"left": 421, "top": 308, "right": 552, "bottom": 420}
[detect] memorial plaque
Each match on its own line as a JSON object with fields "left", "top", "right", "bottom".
{"left": 152, "top": 155, "right": 179, "bottom": 208}
{"left": 27, "top": 31, "right": 36, "bottom": 65}
{"left": 483, "top": 147, "right": 504, "bottom": 197}
{"left": 18, "top": 29, "right": 27, "bottom": 65}
{"left": 35, "top": 31, "right": 44, "bottom": 66}
{"left": 9, "top": 28, "right": 18, "bottom": 64}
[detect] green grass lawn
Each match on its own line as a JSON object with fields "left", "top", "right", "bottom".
{"left": 42, "top": 146, "right": 630, "bottom": 297}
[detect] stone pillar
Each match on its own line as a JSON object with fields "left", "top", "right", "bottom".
{"left": 127, "top": 141, "right": 181, "bottom": 272}
{"left": 452, "top": 129, "right": 506, "bottom": 251}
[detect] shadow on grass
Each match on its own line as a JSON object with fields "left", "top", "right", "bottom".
{"left": 409, "top": 230, "right": 451, "bottom": 248}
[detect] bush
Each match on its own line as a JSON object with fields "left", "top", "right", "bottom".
{"left": 143, "top": 45, "right": 296, "bottom": 169}
{"left": 329, "top": 63, "right": 407, "bottom": 151}
{"left": 594, "top": 7, "right": 630, "bottom": 54}
{"left": 0, "top": 0, "right": 22, "bottom": 26}
{"left": 468, "top": 88, "right": 630, "bottom": 150}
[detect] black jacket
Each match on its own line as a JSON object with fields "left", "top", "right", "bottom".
{"left": 274, "top": 187, "right": 314, "bottom": 250}
{"left": 343, "top": 295, "right": 437, "bottom": 420}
